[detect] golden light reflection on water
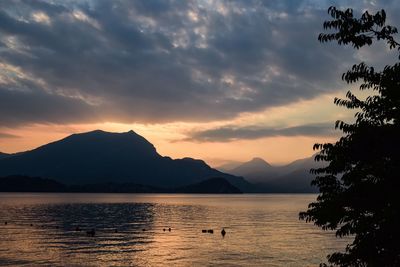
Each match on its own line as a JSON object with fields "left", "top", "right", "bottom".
{"left": 0, "top": 194, "right": 350, "bottom": 266}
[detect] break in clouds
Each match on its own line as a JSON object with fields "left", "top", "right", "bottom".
{"left": 1, "top": 0, "right": 399, "bottom": 138}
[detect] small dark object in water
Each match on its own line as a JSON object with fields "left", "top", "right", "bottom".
{"left": 142, "top": 229, "right": 146, "bottom": 231}
{"left": 163, "top": 228, "right": 166, "bottom": 231}
{"left": 86, "top": 229, "right": 95, "bottom": 237}
{"left": 30, "top": 224, "right": 33, "bottom": 227}
{"left": 115, "top": 229, "right": 118, "bottom": 233}
{"left": 4, "top": 222, "right": 7, "bottom": 225}
{"left": 75, "top": 226, "right": 81, "bottom": 231}
{"left": 168, "top": 228, "right": 171, "bottom": 232}
{"left": 55, "top": 226, "right": 59, "bottom": 229}
{"left": 207, "top": 229, "right": 214, "bottom": 234}
{"left": 221, "top": 228, "right": 226, "bottom": 237}
{"left": 202, "top": 229, "right": 207, "bottom": 233}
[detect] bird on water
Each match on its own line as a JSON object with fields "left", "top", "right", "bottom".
{"left": 86, "top": 229, "right": 95, "bottom": 237}
{"left": 221, "top": 228, "right": 226, "bottom": 237}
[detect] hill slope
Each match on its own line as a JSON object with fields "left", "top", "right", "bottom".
{"left": 0, "top": 175, "right": 241, "bottom": 193}
{"left": 0, "top": 152, "right": 10, "bottom": 159}
{"left": 174, "top": 177, "right": 242, "bottom": 193}
{"left": 231, "top": 157, "right": 277, "bottom": 183}
{"left": 226, "top": 155, "right": 324, "bottom": 192}
{"left": 0, "top": 130, "right": 251, "bottom": 191}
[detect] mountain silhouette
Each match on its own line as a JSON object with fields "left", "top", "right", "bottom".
{"left": 0, "top": 175, "right": 66, "bottom": 192}
{"left": 264, "top": 168, "right": 319, "bottom": 193}
{"left": 276, "top": 155, "right": 323, "bottom": 174}
{"left": 0, "top": 175, "right": 241, "bottom": 194}
{"left": 216, "top": 160, "right": 243, "bottom": 172}
{"left": 224, "top": 155, "right": 324, "bottom": 192}
{"left": 174, "top": 177, "right": 242, "bottom": 193}
{"left": 230, "top": 157, "right": 278, "bottom": 183}
{"left": 0, "top": 130, "right": 251, "bottom": 190}
{"left": 0, "top": 152, "right": 10, "bottom": 159}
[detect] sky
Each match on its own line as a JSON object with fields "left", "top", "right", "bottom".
{"left": 0, "top": 0, "right": 399, "bottom": 166}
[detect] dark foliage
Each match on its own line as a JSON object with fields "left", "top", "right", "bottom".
{"left": 299, "top": 7, "right": 400, "bottom": 266}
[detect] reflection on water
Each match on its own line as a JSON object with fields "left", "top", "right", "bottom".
{"left": 0, "top": 193, "right": 348, "bottom": 266}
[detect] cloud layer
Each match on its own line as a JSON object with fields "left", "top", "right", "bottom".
{"left": 1, "top": 0, "right": 399, "bottom": 127}
{"left": 185, "top": 122, "right": 337, "bottom": 142}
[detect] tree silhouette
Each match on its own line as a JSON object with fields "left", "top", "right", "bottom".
{"left": 299, "top": 7, "right": 400, "bottom": 266}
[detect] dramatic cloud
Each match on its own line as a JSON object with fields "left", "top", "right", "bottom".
{"left": 185, "top": 123, "right": 337, "bottom": 142}
{"left": 1, "top": 0, "right": 399, "bottom": 127}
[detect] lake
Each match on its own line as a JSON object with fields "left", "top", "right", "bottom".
{"left": 0, "top": 193, "right": 349, "bottom": 266}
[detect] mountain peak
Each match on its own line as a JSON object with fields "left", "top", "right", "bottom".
{"left": 89, "top": 129, "right": 105, "bottom": 134}
{"left": 0, "top": 130, "right": 250, "bottom": 190}
{"left": 250, "top": 157, "right": 269, "bottom": 163}
{"left": 247, "top": 157, "right": 272, "bottom": 167}
{"left": 74, "top": 129, "right": 137, "bottom": 136}
{"left": 65, "top": 130, "right": 147, "bottom": 143}
{"left": 231, "top": 157, "right": 274, "bottom": 178}
{"left": 62, "top": 130, "right": 157, "bottom": 154}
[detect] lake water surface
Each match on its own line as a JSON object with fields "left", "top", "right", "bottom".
{"left": 0, "top": 193, "right": 349, "bottom": 266}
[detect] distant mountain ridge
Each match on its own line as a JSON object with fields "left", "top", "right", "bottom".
{"left": 230, "top": 157, "right": 277, "bottom": 183}
{"left": 0, "top": 175, "right": 242, "bottom": 194}
{"left": 218, "top": 155, "right": 324, "bottom": 193}
{"left": 0, "top": 130, "right": 251, "bottom": 191}
{"left": 0, "top": 130, "right": 324, "bottom": 193}
{"left": 216, "top": 160, "right": 243, "bottom": 172}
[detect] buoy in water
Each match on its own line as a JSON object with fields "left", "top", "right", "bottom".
{"left": 207, "top": 229, "right": 214, "bottom": 234}
{"left": 86, "top": 229, "right": 95, "bottom": 237}
{"left": 221, "top": 228, "right": 226, "bottom": 237}
{"left": 202, "top": 229, "right": 207, "bottom": 233}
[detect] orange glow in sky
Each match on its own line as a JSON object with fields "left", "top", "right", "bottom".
{"left": 0, "top": 92, "right": 350, "bottom": 166}
{"left": 0, "top": 0, "right": 392, "bottom": 167}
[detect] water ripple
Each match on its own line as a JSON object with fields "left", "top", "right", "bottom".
{"left": 0, "top": 193, "right": 350, "bottom": 266}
